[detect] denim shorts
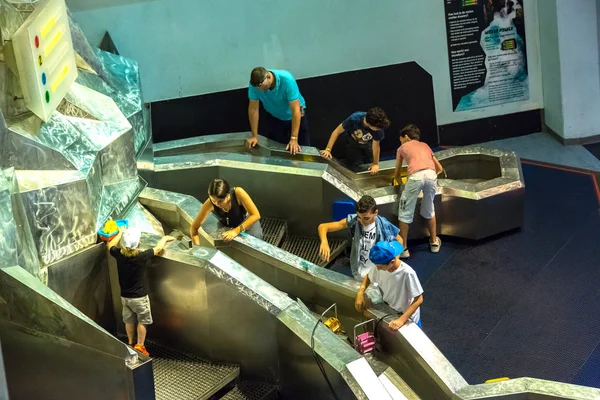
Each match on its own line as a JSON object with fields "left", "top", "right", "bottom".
{"left": 398, "top": 169, "right": 438, "bottom": 224}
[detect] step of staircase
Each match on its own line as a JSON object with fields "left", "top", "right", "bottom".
{"left": 147, "top": 340, "right": 240, "bottom": 400}
{"left": 280, "top": 236, "right": 346, "bottom": 267}
{"left": 220, "top": 381, "right": 278, "bottom": 400}
{"left": 260, "top": 218, "right": 287, "bottom": 247}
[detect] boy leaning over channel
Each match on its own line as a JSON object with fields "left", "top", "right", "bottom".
{"left": 320, "top": 108, "right": 391, "bottom": 174}
{"left": 107, "top": 227, "right": 175, "bottom": 357}
{"left": 355, "top": 240, "right": 424, "bottom": 329}
{"left": 318, "top": 195, "right": 402, "bottom": 281}
{"left": 394, "top": 124, "right": 444, "bottom": 258}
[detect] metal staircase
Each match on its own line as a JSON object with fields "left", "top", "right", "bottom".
{"left": 141, "top": 340, "right": 279, "bottom": 400}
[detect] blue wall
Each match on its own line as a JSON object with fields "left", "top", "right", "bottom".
{"left": 69, "top": 0, "right": 544, "bottom": 126}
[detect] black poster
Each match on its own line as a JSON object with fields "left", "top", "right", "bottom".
{"left": 444, "top": 0, "right": 529, "bottom": 111}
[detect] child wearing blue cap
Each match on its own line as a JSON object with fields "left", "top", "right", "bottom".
{"left": 355, "top": 240, "right": 424, "bottom": 329}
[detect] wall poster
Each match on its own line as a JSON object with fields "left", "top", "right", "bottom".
{"left": 444, "top": 0, "right": 528, "bottom": 111}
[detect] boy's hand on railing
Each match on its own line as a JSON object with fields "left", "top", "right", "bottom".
{"left": 320, "top": 149, "right": 332, "bottom": 159}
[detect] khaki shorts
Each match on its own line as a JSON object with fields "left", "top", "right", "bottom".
{"left": 122, "top": 295, "right": 153, "bottom": 325}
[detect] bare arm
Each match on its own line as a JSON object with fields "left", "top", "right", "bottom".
{"left": 289, "top": 100, "right": 301, "bottom": 140}
{"left": 404, "top": 294, "right": 424, "bottom": 321}
{"left": 248, "top": 100, "right": 260, "bottom": 139}
{"left": 326, "top": 124, "right": 345, "bottom": 151}
{"left": 235, "top": 187, "right": 261, "bottom": 232}
{"left": 372, "top": 140, "right": 381, "bottom": 165}
{"left": 317, "top": 218, "right": 348, "bottom": 262}
{"left": 318, "top": 219, "right": 348, "bottom": 242}
{"left": 107, "top": 228, "right": 124, "bottom": 251}
{"left": 395, "top": 234, "right": 404, "bottom": 247}
{"left": 355, "top": 274, "right": 372, "bottom": 312}
{"left": 394, "top": 155, "right": 403, "bottom": 183}
{"left": 433, "top": 156, "right": 443, "bottom": 175}
{"left": 389, "top": 294, "right": 423, "bottom": 329}
{"left": 320, "top": 124, "right": 345, "bottom": 159}
{"left": 369, "top": 140, "right": 381, "bottom": 174}
{"left": 190, "top": 199, "right": 215, "bottom": 245}
{"left": 153, "top": 235, "right": 176, "bottom": 255}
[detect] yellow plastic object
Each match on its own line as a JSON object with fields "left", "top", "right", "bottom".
{"left": 324, "top": 317, "right": 341, "bottom": 333}
{"left": 392, "top": 176, "right": 407, "bottom": 186}
{"left": 485, "top": 377, "right": 510, "bottom": 383}
{"left": 103, "top": 220, "right": 118, "bottom": 234}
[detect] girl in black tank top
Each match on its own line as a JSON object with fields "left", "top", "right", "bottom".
{"left": 190, "top": 179, "right": 263, "bottom": 243}
{"left": 212, "top": 187, "right": 247, "bottom": 227}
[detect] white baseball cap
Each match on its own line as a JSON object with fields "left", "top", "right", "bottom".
{"left": 121, "top": 229, "right": 141, "bottom": 249}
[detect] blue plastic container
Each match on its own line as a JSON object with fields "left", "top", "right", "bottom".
{"left": 98, "top": 219, "right": 129, "bottom": 241}
{"left": 333, "top": 200, "right": 356, "bottom": 221}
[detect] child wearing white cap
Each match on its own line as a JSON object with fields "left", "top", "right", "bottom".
{"left": 354, "top": 240, "right": 423, "bottom": 329}
{"left": 107, "top": 227, "right": 175, "bottom": 357}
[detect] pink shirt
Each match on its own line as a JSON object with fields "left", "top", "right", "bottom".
{"left": 396, "top": 140, "right": 435, "bottom": 176}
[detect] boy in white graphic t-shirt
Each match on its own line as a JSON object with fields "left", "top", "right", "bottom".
{"left": 355, "top": 240, "right": 424, "bottom": 329}
{"left": 318, "top": 195, "right": 402, "bottom": 280}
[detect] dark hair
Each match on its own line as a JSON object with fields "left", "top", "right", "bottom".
{"left": 399, "top": 124, "right": 421, "bottom": 140}
{"left": 250, "top": 67, "right": 269, "bottom": 86}
{"left": 365, "top": 107, "right": 391, "bottom": 130}
{"left": 356, "top": 195, "right": 377, "bottom": 214}
{"left": 208, "top": 178, "right": 230, "bottom": 199}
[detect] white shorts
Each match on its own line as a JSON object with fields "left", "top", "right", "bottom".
{"left": 398, "top": 169, "right": 438, "bottom": 224}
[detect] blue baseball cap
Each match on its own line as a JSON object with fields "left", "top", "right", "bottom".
{"left": 369, "top": 241, "right": 404, "bottom": 265}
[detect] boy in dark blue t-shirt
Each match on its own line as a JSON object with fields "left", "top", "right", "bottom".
{"left": 320, "top": 107, "right": 390, "bottom": 173}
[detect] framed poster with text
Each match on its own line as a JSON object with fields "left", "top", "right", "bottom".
{"left": 444, "top": 0, "right": 529, "bottom": 111}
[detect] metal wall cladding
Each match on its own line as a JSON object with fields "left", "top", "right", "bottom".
{"left": 16, "top": 170, "right": 96, "bottom": 266}
{"left": 2, "top": 128, "right": 76, "bottom": 170}
{"left": 97, "top": 129, "right": 138, "bottom": 186}
{"left": 125, "top": 202, "right": 165, "bottom": 236}
{"left": 0, "top": 168, "right": 40, "bottom": 278}
{"left": 1, "top": 323, "right": 132, "bottom": 400}
{"left": 96, "top": 176, "right": 146, "bottom": 229}
{"left": 67, "top": 11, "right": 106, "bottom": 79}
{"left": 46, "top": 243, "right": 115, "bottom": 334}
{"left": 0, "top": 170, "right": 18, "bottom": 269}
{"left": 0, "top": 3, "right": 154, "bottom": 398}
{"left": 0, "top": 264, "right": 134, "bottom": 362}
{"left": 0, "top": 3, "right": 150, "bottom": 276}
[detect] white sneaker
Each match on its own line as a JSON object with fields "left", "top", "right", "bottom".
{"left": 430, "top": 237, "right": 442, "bottom": 253}
{"left": 400, "top": 249, "right": 410, "bottom": 259}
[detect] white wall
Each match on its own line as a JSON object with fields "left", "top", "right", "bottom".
{"left": 538, "top": 0, "right": 563, "bottom": 134}
{"left": 557, "top": 0, "right": 600, "bottom": 139}
{"left": 538, "top": 0, "right": 600, "bottom": 140}
{"left": 69, "top": 0, "right": 544, "bottom": 126}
